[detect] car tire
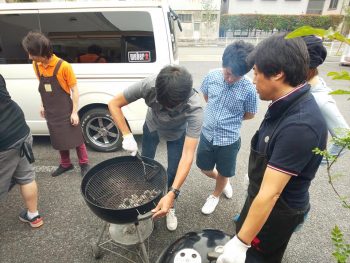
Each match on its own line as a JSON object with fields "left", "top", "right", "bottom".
{"left": 81, "top": 108, "right": 122, "bottom": 152}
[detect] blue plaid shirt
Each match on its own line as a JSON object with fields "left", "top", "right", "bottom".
{"left": 201, "top": 69, "right": 258, "bottom": 146}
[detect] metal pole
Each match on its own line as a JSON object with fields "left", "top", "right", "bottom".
{"left": 135, "top": 222, "right": 150, "bottom": 263}
{"left": 96, "top": 222, "right": 108, "bottom": 245}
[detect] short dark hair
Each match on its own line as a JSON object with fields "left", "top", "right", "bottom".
{"left": 222, "top": 40, "right": 255, "bottom": 76}
{"left": 155, "top": 65, "right": 193, "bottom": 108}
{"left": 88, "top": 44, "right": 102, "bottom": 55}
{"left": 22, "top": 31, "right": 53, "bottom": 58}
{"left": 247, "top": 33, "right": 309, "bottom": 87}
{"left": 302, "top": 35, "right": 327, "bottom": 69}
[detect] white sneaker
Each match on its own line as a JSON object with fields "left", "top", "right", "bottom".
{"left": 223, "top": 181, "right": 233, "bottom": 199}
{"left": 201, "top": 195, "right": 220, "bottom": 215}
{"left": 166, "top": 208, "right": 178, "bottom": 231}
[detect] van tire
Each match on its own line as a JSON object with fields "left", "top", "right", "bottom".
{"left": 81, "top": 108, "right": 122, "bottom": 152}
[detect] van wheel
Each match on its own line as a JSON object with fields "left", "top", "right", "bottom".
{"left": 81, "top": 108, "right": 122, "bottom": 152}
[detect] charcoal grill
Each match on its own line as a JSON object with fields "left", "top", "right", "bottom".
{"left": 156, "top": 229, "right": 232, "bottom": 263}
{"left": 81, "top": 155, "right": 167, "bottom": 263}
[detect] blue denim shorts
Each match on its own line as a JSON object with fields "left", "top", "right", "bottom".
{"left": 196, "top": 133, "right": 241, "bottom": 177}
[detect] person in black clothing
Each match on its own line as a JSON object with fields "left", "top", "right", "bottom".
{"left": 217, "top": 33, "right": 328, "bottom": 263}
{"left": 0, "top": 74, "right": 43, "bottom": 228}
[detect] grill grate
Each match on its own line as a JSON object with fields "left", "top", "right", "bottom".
{"left": 85, "top": 160, "right": 166, "bottom": 210}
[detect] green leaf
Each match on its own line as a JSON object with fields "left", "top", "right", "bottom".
{"left": 327, "top": 71, "right": 350, "bottom": 80}
{"left": 328, "top": 32, "right": 350, "bottom": 45}
{"left": 330, "top": 90, "right": 350, "bottom": 95}
{"left": 285, "top": 26, "right": 327, "bottom": 38}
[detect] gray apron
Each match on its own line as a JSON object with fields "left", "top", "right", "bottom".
{"left": 35, "top": 60, "right": 84, "bottom": 150}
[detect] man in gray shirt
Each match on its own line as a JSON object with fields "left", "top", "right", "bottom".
{"left": 108, "top": 65, "right": 203, "bottom": 231}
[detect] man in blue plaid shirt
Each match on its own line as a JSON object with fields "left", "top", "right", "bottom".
{"left": 196, "top": 41, "right": 258, "bottom": 215}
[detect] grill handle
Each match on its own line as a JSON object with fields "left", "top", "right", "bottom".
{"left": 137, "top": 211, "right": 153, "bottom": 222}
{"left": 207, "top": 245, "right": 224, "bottom": 261}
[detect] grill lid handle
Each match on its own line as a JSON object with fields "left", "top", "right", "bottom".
{"left": 137, "top": 211, "right": 153, "bottom": 222}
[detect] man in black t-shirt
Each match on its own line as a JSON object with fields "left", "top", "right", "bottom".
{"left": 0, "top": 74, "right": 43, "bottom": 228}
{"left": 217, "top": 33, "right": 327, "bottom": 263}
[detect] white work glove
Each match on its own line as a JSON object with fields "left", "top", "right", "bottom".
{"left": 122, "top": 134, "right": 138, "bottom": 156}
{"left": 217, "top": 236, "right": 250, "bottom": 263}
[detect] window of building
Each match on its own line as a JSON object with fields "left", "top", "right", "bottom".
{"left": 306, "top": 0, "right": 324, "bottom": 14}
{"left": 329, "top": 0, "right": 339, "bottom": 9}
{"left": 178, "top": 14, "right": 192, "bottom": 23}
{"left": 194, "top": 22, "right": 200, "bottom": 31}
{"left": 202, "top": 14, "right": 218, "bottom": 21}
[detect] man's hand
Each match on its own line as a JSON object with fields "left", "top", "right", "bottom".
{"left": 70, "top": 112, "right": 80, "bottom": 126}
{"left": 217, "top": 236, "right": 250, "bottom": 263}
{"left": 40, "top": 106, "right": 45, "bottom": 119}
{"left": 151, "top": 192, "right": 175, "bottom": 219}
{"left": 122, "top": 133, "right": 138, "bottom": 156}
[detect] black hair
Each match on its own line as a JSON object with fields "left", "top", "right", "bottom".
{"left": 302, "top": 35, "right": 327, "bottom": 69}
{"left": 155, "top": 65, "right": 193, "bottom": 108}
{"left": 222, "top": 40, "right": 255, "bottom": 76}
{"left": 87, "top": 44, "right": 102, "bottom": 55}
{"left": 22, "top": 31, "right": 53, "bottom": 58}
{"left": 247, "top": 32, "right": 309, "bottom": 87}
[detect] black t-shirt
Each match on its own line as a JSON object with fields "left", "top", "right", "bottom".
{"left": 0, "top": 74, "right": 29, "bottom": 151}
{"left": 256, "top": 84, "right": 327, "bottom": 208}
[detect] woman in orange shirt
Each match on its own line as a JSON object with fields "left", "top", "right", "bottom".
{"left": 22, "top": 31, "right": 90, "bottom": 177}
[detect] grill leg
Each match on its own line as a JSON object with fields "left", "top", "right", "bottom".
{"left": 135, "top": 222, "right": 150, "bottom": 263}
{"left": 96, "top": 222, "right": 108, "bottom": 245}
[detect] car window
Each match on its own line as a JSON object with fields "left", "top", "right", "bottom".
{"left": 0, "top": 13, "right": 40, "bottom": 64}
{"left": 39, "top": 11, "right": 156, "bottom": 63}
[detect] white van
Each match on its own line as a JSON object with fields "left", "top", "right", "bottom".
{"left": 0, "top": 1, "right": 181, "bottom": 151}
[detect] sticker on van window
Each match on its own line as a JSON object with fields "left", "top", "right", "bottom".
{"left": 128, "top": 51, "right": 151, "bottom": 62}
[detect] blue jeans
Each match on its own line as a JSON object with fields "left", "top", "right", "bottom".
{"left": 141, "top": 123, "right": 185, "bottom": 188}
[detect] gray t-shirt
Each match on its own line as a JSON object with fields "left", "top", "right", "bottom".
{"left": 123, "top": 75, "right": 203, "bottom": 141}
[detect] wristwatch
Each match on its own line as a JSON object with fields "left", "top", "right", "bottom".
{"left": 168, "top": 187, "right": 180, "bottom": 199}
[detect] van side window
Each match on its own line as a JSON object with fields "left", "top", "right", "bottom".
{"left": 0, "top": 13, "right": 40, "bottom": 64}
{"left": 39, "top": 11, "right": 156, "bottom": 63}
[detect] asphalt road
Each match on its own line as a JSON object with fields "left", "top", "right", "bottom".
{"left": 0, "top": 47, "right": 349, "bottom": 263}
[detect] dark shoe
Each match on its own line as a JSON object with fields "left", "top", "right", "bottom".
{"left": 19, "top": 210, "right": 43, "bottom": 228}
{"left": 51, "top": 164, "right": 74, "bottom": 177}
{"left": 80, "top": 163, "right": 90, "bottom": 177}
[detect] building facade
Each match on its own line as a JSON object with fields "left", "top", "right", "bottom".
{"left": 227, "top": 0, "right": 314, "bottom": 15}
{"left": 162, "top": 0, "right": 221, "bottom": 40}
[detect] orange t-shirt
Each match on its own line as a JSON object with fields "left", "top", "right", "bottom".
{"left": 78, "top": 53, "right": 106, "bottom": 63}
{"left": 32, "top": 54, "right": 77, "bottom": 94}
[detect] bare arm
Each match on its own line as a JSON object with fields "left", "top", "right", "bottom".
{"left": 152, "top": 136, "right": 199, "bottom": 219}
{"left": 237, "top": 167, "right": 292, "bottom": 245}
{"left": 70, "top": 84, "right": 79, "bottom": 114}
{"left": 243, "top": 112, "right": 255, "bottom": 120}
{"left": 108, "top": 93, "right": 131, "bottom": 136}
{"left": 70, "top": 84, "right": 79, "bottom": 125}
